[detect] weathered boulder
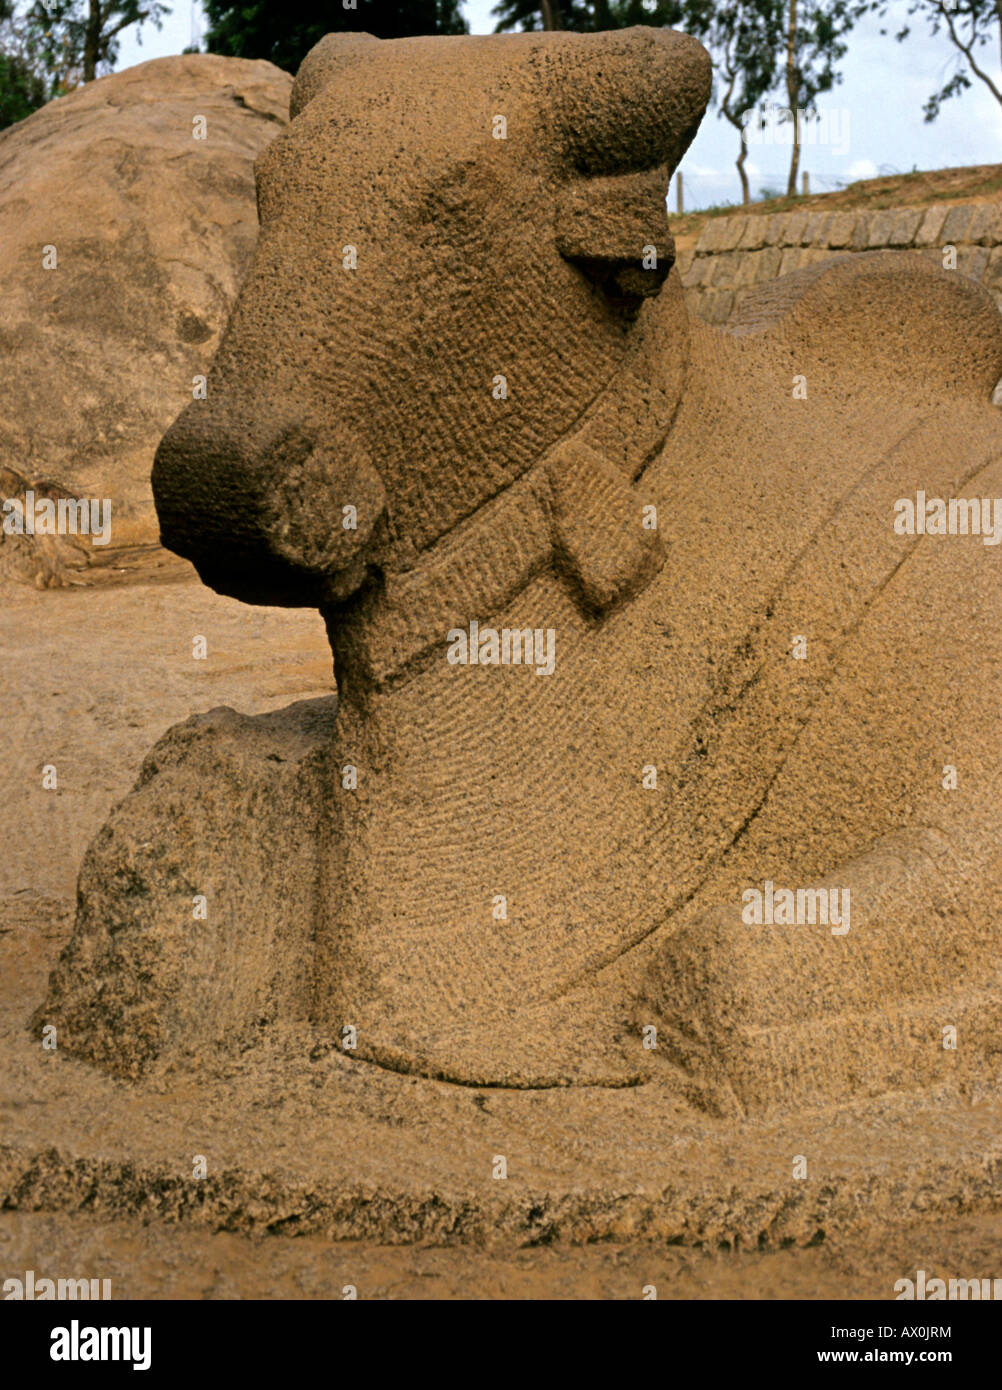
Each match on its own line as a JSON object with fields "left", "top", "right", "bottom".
{"left": 0, "top": 53, "right": 291, "bottom": 587}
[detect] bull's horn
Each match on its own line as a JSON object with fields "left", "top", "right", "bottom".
{"left": 290, "top": 32, "right": 381, "bottom": 120}
{"left": 545, "top": 27, "right": 711, "bottom": 177}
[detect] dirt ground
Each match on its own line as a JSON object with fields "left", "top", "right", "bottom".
{"left": 5, "top": 1206, "right": 1002, "bottom": 1300}
{"left": 3, "top": 571, "right": 1001, "bottom": 1300}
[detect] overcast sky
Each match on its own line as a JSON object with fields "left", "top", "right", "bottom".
{"left": 116, "top": 1, "right": 1002, "bottom": 210}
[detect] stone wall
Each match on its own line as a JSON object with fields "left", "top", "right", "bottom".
{"left": 678, "top": 202, "right": 1002, "bottom": 326}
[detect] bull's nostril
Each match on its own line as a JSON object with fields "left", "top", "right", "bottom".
{"left": 260, "top": 432, "right": 386, "bottom": 579}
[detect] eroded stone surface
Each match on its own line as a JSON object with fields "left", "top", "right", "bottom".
{"left": 0, "top": 54, "right": 291, "bottom": 588}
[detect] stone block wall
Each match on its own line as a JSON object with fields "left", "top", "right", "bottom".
{"left": 678, "top": 202, "right": 1002, "bottom": 326}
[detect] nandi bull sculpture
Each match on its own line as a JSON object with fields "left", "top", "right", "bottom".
{"left": 43, "top": 28, "right": 1002, "bottom": 1114}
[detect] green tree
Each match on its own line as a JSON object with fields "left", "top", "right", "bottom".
{"left": 686, "top": 1, "right": 785, "bottom": 204}
{"left": 78, "top": 0, "right": 169, "bottom": 80}
{"left": 0, "top": 49, "right": 46, "bottom": 125}
{"left": 0, "top": 0, "right": 49, "bottom": 125}
{"left": 204, "top": 0, "right": 468, "bottom": 74}
{"left": 777, "top": 1, "right": 865, "bottom": 196}
{"left": 20, "top": 0, "right": 169, "bottom": 88}
{"left": 493, "top": 0, "right": 683, "bottom": 34}
{"left": 23, "top": 0, "right": 83, "bottom": 91}
{"left": 872, "top": 1, "right": 1002, "bottom": 121}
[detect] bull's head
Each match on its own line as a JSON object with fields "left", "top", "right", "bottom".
{"left": 153, "top": 28, "right": 710, "bottom": 628}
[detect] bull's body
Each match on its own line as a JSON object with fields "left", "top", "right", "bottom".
{"left": 43, "top": 30, "right": 1002, "bottom": 1110}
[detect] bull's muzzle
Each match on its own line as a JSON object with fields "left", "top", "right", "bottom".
{"left": 152, "top": 404, "right": 385, "bottom": 607}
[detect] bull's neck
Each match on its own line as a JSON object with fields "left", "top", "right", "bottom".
{"left": 325, "top": 279, "right": 689, "bottom": 696}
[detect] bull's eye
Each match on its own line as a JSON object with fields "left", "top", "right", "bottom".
{"left": 413, "top": 157, "right": 492, "bottom": 227}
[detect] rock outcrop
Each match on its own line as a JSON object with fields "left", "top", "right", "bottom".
{"left": 0, "top": 54, "right": 291, "bottom": 587}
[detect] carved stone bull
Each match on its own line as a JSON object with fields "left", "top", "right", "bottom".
{"left": 43, "top": 28, "right": 1002, "bottom": 1112}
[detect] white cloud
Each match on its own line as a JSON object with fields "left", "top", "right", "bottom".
{"left": 845, "top": 158, "right": 880, "bottom": 180}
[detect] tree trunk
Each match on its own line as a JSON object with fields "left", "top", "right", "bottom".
{"left": 785, "top": 0, "right": 800, "bottom": 198}
{"left": 737, "top": 135, "right": 750, "bottom": 205}
{"left": 83, "top": 0, "right": 102, "bottom": 82}
{"left": 541, "top": 0, "right": 562, "bottom": 30}
{"left": 725, "top": 109, "right": 751, "bottom": 205}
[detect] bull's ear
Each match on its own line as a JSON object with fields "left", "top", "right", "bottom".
{"left": 290, "top": 33, "right": 381, "bottom": 119}
{"left": 556, "top": 167, "right": 674, "bottom": 302}
{"left": 545, "top": 27, "right": 711, "bottom": 177}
